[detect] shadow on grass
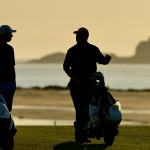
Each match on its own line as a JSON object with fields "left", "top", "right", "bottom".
{"left": 53, "top": 141, "right": 107, "bottom": 150}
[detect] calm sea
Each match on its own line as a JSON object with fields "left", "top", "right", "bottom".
{"left": 15, "top": 63, "right": 150, "bottom": 90}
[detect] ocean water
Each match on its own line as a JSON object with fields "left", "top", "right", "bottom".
{"left": 15, "top": 63, "right": 150, "bottom": 90}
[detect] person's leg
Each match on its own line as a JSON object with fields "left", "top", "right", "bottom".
{"left": 70, "top": 84, "right": 89, "bottom": 124}
{"left": 3, "top": 82, "right": 16, "bottom": 112}
{"left": 70, "top": 84, "right": 91, "bottom": 143}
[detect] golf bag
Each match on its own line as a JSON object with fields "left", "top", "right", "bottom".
{"left": 0, "top": 93, "right": 17, "bottom": 150}
{"left": 75, "top": 72, "right": 122, "bottom": 145}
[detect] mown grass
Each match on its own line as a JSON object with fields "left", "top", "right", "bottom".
{"left": 13, "top": 126, "right": 150, "bottom": 150}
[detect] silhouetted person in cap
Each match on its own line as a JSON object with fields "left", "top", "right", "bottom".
{"left": 63, "top": 27, "right": 111, "bottom": 143}
{"left": 0, "top": 25, "right": 16, "bottom": 112}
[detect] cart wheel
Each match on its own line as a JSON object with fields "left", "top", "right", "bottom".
{"left": 2, "top": 137, "right": 14, "bottom": 150}
{"left": 9, "top": 137, "right": 14, "bottom": 150}
{"left": 104, "top": 135, "right": 114, "bottom": 146}
{"left": 75, "top": 128, "right": 86, "bottom": 144}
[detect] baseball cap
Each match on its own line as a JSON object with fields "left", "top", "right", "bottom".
{"left": 0, "top": 25, "right": 16, "bottom": 35}
{"left": 73, "top": 27, "right": 89, "bottom": 36}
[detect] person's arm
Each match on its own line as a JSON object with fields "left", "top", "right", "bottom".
{"left": 96, "top": 48, "right": 111, "bottom": 65}
{"left": 63, "top": 66, "right": 84, "bottom": 87}
{"left": 11, "top": 46, "right": 16, "bottom": 82}
{"left": 101, "top": 54, "right": 111, "bottom": 65}
{"left": 14, "top": 67, "right": 16, "bottom": 82}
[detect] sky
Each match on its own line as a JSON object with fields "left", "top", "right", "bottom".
{"left": 1, "top": 0, "right": 150, "bottom": 60}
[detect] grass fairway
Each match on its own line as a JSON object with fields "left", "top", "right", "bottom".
{"left": 14, "top": 126, "right": 150, "bottom": 150}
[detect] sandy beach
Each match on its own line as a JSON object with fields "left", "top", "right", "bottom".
{"left": 11, "top": 88, "right": 150, "bottom": 125}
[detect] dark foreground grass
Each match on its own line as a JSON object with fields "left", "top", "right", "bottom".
{"left": 13, "top": 126, "right": 150, "bottom": 150}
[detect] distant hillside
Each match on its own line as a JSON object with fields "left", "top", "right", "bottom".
{"left": 28, "top": 38, "right": 150, "bottom": 64}
{"left": 28, "top": 52, "right": 65, "bottom": 63}
{"left": 110, "top": 38, "right": 150, "bottom": 63}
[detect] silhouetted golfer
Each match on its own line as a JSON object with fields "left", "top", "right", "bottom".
{"left": 63, "top": 27, "right": 111, "bottom": 143}
{"left": 0, "top": 25, "right": 16, "bottom": 112}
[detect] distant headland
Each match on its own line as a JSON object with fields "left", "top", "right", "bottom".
{"left": 28, "top": 38, "right": 150, "bottom": 64}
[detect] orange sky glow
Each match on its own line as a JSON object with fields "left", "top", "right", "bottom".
{"left": 1, "top": 0, "right": 150, "bottom": 60}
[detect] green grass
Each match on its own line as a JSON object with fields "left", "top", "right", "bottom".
{"left": 13, "top": 126, "right": 150, "bottom": 150}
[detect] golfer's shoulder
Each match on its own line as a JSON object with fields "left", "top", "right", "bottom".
{"left": 88, "top": 43, "right": 100, "bottom": 51}
{"left": 67, "top": 44, "right": 78, "bottom": 53}
{"left": 6, "top": 44, "right": 14, "bottom": 50}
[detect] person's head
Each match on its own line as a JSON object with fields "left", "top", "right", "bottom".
{"left": 74, "top": 27, "right": 89, "bottom": 44}
{"left": 0, "top": 25, "right": 16, "bottom": 43}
